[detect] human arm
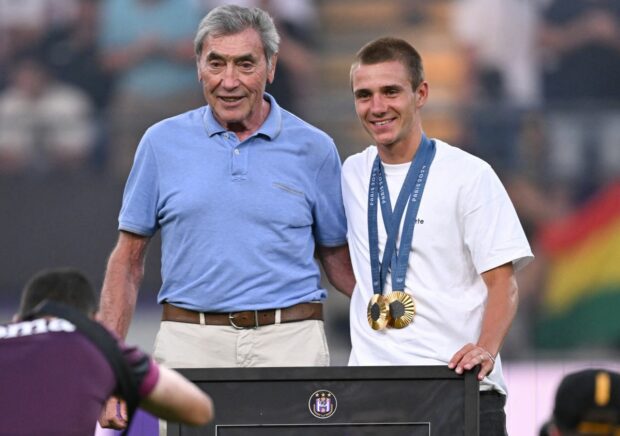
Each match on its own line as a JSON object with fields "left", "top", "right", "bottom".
{"left": 100, "top": 358, "right": 213, "bottom": 429}
{"left": 98, "top": 230, "right": 150, "bottom": 339}
{"left": 140, "top": 365, "right": 214, "bottom": 426}
{"left": 98, "top": 231, "right": 151, "bottom": 429}
{"left": 448, "top": 262, "right": 518, "bottom": 381}
{"left": 316, "top": 243, "right": 356, "bottom": 297}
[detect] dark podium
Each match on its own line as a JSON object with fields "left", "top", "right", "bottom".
{"left": 168, "top": 365, "right": 479, "bottom": 435}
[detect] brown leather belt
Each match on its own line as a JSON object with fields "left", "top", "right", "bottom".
{"left": 161, "top": 302, "right": 323, "bottom": 329}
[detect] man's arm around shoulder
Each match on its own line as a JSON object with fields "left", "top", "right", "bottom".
{"left": 317, "top": 243, "right": 356, "bottom": 297}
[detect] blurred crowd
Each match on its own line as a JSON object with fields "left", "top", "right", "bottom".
{"left": 0, "top": 0, "right": 320, "bottom": 178}
{"left": 450, "top": 0, "right": 620, "bottom": 358}
{"left": 452, "top": 0, "right": 620, "bottom": 207}
{"left": 1, "top": 0, "right": 619, "bottom": 358}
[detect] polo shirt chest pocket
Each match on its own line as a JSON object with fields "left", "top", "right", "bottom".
{"left": 270, "top": 181, "right": 313, "bottom": 229}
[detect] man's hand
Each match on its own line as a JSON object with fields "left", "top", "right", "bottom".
{"left": 448, "top": 343, "right": 496, "bottom": 381}
{"left": 99, "top": 396, "right": 128, "bottom": 430}
{"left": 448, "top": 263, "right": 517, "bottom": 381}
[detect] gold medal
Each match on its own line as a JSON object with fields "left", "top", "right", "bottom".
{"left": 385, "top": 291, "right": 416, "bottom": 329}
{"left": 367, "top": 294, "right": 389, "bottom": 330}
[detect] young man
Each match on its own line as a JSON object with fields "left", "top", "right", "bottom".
{"left": 0, "top": 268, "right": 213, "bottom": 435}
{"left": 342, "top": 37, "right": 533, "bottom": 435}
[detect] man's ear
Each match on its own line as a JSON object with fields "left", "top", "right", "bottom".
{"left": 415, "top": 81, "right": 429, "bottom": 108}
{"left": 196, "top": 57, "right": 202, "bottom": 82}
{"left": 267, "top": 53, "right": 278, "bottom": 84}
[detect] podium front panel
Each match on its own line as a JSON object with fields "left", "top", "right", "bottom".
{"left": 168, "top": 365, "right": 479, "bottom": 436}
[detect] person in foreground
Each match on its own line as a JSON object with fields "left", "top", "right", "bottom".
{"left": 543, "top": 368, "right": 620, "bottom": 436}
{"left": 0, "top": 268, "right": 213, "bottom": 435}
{"left": 98, "top": 3, "right": 354, "bottom": 430}
{"left": 341, "top": 37, "right": 534, "bottom": 435}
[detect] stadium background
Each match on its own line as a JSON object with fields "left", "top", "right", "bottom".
{"left": 1, "top": 0, "right": 619, "bottom": 434}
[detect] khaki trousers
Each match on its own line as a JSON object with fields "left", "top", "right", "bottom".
{"left": 153, "top": 320, "right": 330, "bottom": 435}
{"left": 153, "top": 319, "right": 330, "bottom": 368}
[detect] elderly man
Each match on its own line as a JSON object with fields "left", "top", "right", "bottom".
{"left": 99, "top": 4, "right": 354, "bottom": 430}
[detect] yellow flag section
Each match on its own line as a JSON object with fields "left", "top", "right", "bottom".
{"left": 535, "top": 183, "right": 620, "bottom": 349}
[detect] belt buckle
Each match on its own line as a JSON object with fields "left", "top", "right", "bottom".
{"left": 228, "top": 310, "right": 259, "bottom": 330}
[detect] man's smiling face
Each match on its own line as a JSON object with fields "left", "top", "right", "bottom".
{"left": 351, "top": 60, "right": 424, "bottom": 153}
{"left": 196, "top": 27, "right": 276, "bottom": 134}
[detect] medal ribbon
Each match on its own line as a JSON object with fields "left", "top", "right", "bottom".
{"left": 368, "top": 134, "right": 436, "bottom": 295}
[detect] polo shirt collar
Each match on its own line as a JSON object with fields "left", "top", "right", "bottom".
{"left": 203, "top": 93, "right": 282, "bottom": 140}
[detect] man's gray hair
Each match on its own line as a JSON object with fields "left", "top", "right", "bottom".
{"left": 194, "top": 4, "right": 280, "bottom": 65}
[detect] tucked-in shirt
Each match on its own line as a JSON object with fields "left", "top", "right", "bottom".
{"left": 119, "top": 94, "right": 347, "bottom": 312}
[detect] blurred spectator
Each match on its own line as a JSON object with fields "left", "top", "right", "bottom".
{"left": 38, "top": 0, "right": 114, "bottom": 170}
{"left": 538, "top": 0, "right": 620, "bottom": 202}
{"left": 99, "top": 0, "right": 204, "bottom": 178}
{"left": 544, "top": 368, "right": 620, "bottom": 435}
{"left": 452, "top": 0, "right": 542, "bottom": 108}
{"left": 198, "top": 0, "right": 320, "bottom": 116}
{"left": 0, "top": 0, "right": 49, "bottom": 91}
{"left": 451, "top": 0, "right": 543, "bottom": 175}
{"left": 40, "top": 0, "right": 114, "bottom": 112}
{"left": 0, "top": 55, "right": 96, "bottom": 174}
{"left": 0, "top": 0, "right": 77, "bottom": 90}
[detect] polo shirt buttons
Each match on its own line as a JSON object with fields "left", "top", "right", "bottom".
{"left": 231, "top": 146, "right": 246, "bottom": 178}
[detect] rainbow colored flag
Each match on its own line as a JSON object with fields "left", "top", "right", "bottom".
{"left": 535, "top": 183, "right": 620, "bottom": 349}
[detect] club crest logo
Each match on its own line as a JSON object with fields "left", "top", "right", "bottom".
{"left": 308, "top": 389, "right": 337, "bottom": 419}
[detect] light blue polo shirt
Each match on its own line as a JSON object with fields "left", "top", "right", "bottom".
{"left": 119, "top": 95, "right": 347, "bottom": 312}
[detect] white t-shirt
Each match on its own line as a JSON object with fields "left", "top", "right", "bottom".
{"left": 342, "top": 139, "right": 533, "bottom": 394}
